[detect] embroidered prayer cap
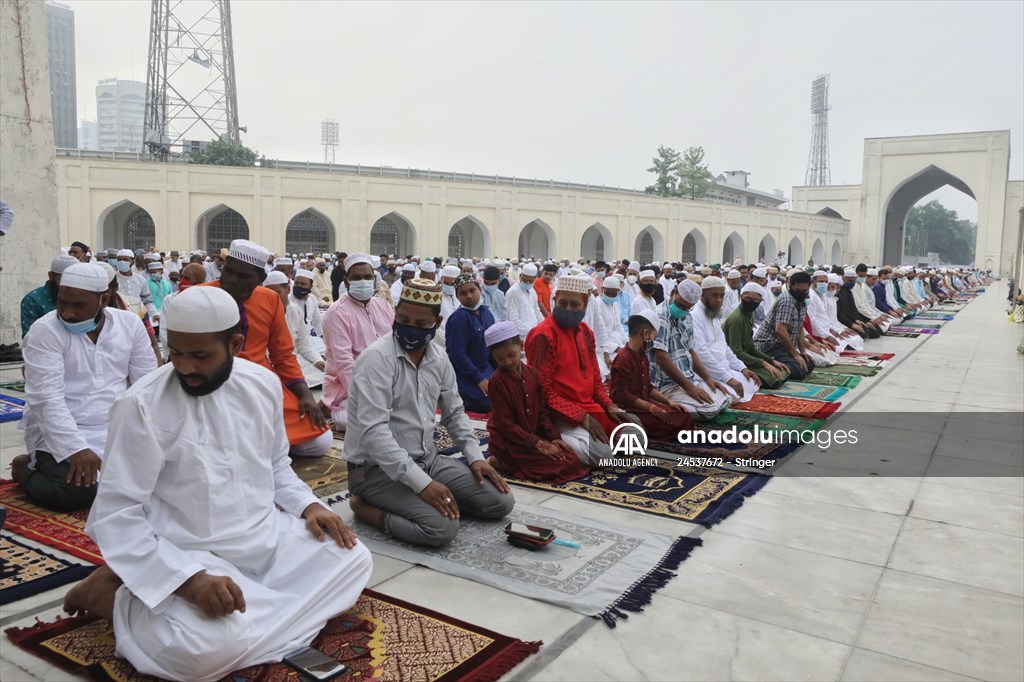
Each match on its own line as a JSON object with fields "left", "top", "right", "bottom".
{"left": 827, "top": 273, "right": 843, "bottom": 285}
{"left": 740, "top": 282, "right": 762, "bottom": 295}
{"left": 60, "top": 263, "right": 109, "bottom": 293}
{"left": 700, "top": 267, "right": 713, "bottom": 276}
{"left": 229, "top": 239, "right": 272, "bottom": 268}
{"left": 484, "top": 320, "right": 520, "bottom": 348}
{"left": 117, "top": 249, "right": 134, "bottom": 258}
{"left": 636, "top": 308, "right": 660, "bottom": 332}
{"left": 401, "top": 263, "right": 417, "bottom": 273}
{"left": 639, "top": 270, "right": 656, "bottom": 281}
{"left": 556, "top": 274, "right": 593, "bottom": 295}
{"left": 294, "top": 269, "right": 315, "bottom": 280}
{"left": 768, "top": 266, "right": 780, "bottom": 273}
{"left": 98, "top": 262, "right": 117, "bottom": 283}
{"left": 273, "top": 257, "right": 293, "bottom": 266}
{"left": 419, "top": 261, "right": 437, "bottom": 274}
{"left": 676, "top": 279, "right": 702, "bottom": 304}
{"left": 701, "top": 275, "right": 726, "bottom": 290}
{"left": 687, "top": 273, "right": 702, "bottom": 283}
{"left": 147, "top": 262, "right": 163, "bottom": 271}
{"left": 726, "top": 269, "right": 741, "bottom": 279}
{"left": 603, "top": 275, "right": 621, "bottom": 289}
{"left": 50, "top": 255, "right": 79, "bottom": 274}
{"left": 441, "top": 265, "right": 461, "bottom": 279}
{"left": 165, "top": 286, "right": 240, "bottom": 333}
{"left": 344, "top": 252, "right": 372, "bottom": 270}
{"left": 844, "top": 267, "right": 857, "bottom": 277}
{"left": 106, "top": 248, "right": 118, "bottom": 257}
{"left": 400, "top": 278, "right": 443, "bottom": 306}
{"left": 144, "top": 252, "right": 160, "bottom": 261}
{"left": 454, "top": 273, "right": 477, "bottom": 291}
{"left": 866, "top": 268, "right": 879, "bottom": 276}
{"left": 522, "top": 263, "right": 539, "bottom": 277}
{"left": 751, "top": 267, "right": 768, "bottom": 278}
{"left": 263, "top": 270, "right": 289, "bottom": 286}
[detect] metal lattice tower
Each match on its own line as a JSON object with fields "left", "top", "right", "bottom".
{"left": 143, "top": 0, "right": 240, "bottom": 160}
{"left": 804, "top": 74, "right": 831, "bottom": 186}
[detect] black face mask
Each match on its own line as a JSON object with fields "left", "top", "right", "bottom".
{"left": 790, "top": 289, "right": 809, "bottom": 302}
{"left": 292, "top": 285, "right": 312, "bottom": 299}
{"left": 639, "top": 283, "right": 657, "bottom": 295}
{"left": 740, "top": 299, "right": 760, "bottom": 314}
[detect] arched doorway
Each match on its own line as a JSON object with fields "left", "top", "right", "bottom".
{"left": 831, "top": 239, "right": 843, "bottom": 265}
{"left": 634, "top": 226, "right": 664, "bottom": 264}
{"left": 370, "top": 212, "right": 415, "bottom": 257}
{"left": 757, "top": 233, "right": 777, "bottom": 263}
{"left": 722, "top": 231, "right": 744, "bottom": 265}
{"left": 448, "top": 216, "right": 489, "bottom": 259}
{"left": 285, "top": 209, "right": 334, "bottom": 254}
{"left": 518, "top": 219, "right": 556, "bottom": 260}
{"left": 787, "top": 236, "right": 804, "bottom": 266}
{"left": 811, "top": 238, "right": 825, "bottom": 264}
{"left": 98, "top": 200, "right": 156, "bottom": 252}
{"left": 196, "top": 205, "right": 249, "bottom": 255}
{"left": 883, "top": 165, "right": 977, "bottom": 265}
{"left": 581, "top": 223, "right": 613, "bottom": 261}
{"left": 816, "top": 207, "right": 844, "bottom": 219}
{"left": 680, "top": 229, "right": 707, "bottom": 264}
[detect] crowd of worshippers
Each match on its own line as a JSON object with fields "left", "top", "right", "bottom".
{"left": 8, "top": 237, "right": 989, "bottom": 680}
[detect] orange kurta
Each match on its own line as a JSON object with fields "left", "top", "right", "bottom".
{"left": 207, "top": 281, "right": 328, "bottom": 445}
{"left": 534, "top": 278, "right": 553, "bottom": 314}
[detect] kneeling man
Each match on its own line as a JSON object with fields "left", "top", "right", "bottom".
{"left": 67, "top": 286, "right": 371, "bottom": 682}
{"left": 346, "top": 278, "right": 514, "bottom": 547}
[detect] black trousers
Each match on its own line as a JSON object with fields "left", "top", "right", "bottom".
{"left": 20, "top": 451, "right": 96, "bottom": 512}
{"left": 761, "top": 343, "right": 810, "bottom": 381}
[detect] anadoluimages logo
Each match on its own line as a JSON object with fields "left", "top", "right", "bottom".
{"left": 609, "top": 422, "right": 648, "bottom": 456}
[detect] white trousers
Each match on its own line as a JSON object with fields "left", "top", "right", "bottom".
{"left": 112, "top": 514, "right": 372, "bottom": 682}
{"left": 807, "top": 346, "right": 840, "bottom": 368}
{"left": 661, "top": 381, "right": 732, "bottom": 421}
{"left": 557, "top": 420, "right": 611, "bottom": 467}
{"left": 289, "top": 430, "right": 333, "bottom": 458}
{"left": 330, "top": 400, "right": 349, "bottom": 432}
{"left": 716, "top": 369, "right": 758, "bottom": 403}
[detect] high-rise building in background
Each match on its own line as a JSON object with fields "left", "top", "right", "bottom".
{"left": 96, "top": 78, "right": 145, "bottom": 152}
{"left": 78, "top": 119, "right": 97, "bottom": 150}
{"left": 45, "top": 2, "right": 77, "bottom": 148}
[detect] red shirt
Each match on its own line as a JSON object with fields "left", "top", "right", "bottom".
{"left": 525, "top": 316, "right": 612, "bottom": 424}
{"left": 609, "top": 346, "right": 652, "bottom": 409}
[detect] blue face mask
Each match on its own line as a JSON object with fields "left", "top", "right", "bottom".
{"left": 601, "top": 294, "right": 617, "bottom": 305}
{"left": 519, "top": 281, "right": 533, "bottom": 293}
{"left": 596, "top": 271, "right": 606, "bottom": 280}
{"left": 825, "top": 290, "right": 836, "bottom": 298}
{"left": 441, "top": 284, "right": 456, "bottom": 297}
{"left": 815, "top": 282, "right": 828, "bottom": 295}
{"left": 483, "top": 283, "right": 499, "bottom": 293}
{"left": 59, "top": 305, "right": 102, "bottom": 335}
{"left": 553, "top": 307, "right": 586, "bottom": 329}
{"left": 393, "top": 321, "right": 437, "bottom": 351}
{"left": 150, "top": 273, "right": 163, "bottom": 282}
{"left": 856, "top": 277, "right": 866, "bottom": 285}
{"left": 669, "top": 302, "right": 689, "bottom": 319}
{"left": 116, "top": 260, "right": 132, "bottom": 273}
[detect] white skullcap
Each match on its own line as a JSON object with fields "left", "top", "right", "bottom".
{"left": 441, "top": 265, "right": 461, "bottom": 279}
{"left": 164, "top": 286, "right": 240, "bottom": 333}
{"left": 344, "top": 252, "right": 372, "bottom": 270}
{"left": 147, "top": 262, "right": 163, "bottom": 271}
{"left": 740, "top": 282, "right": 763, "bottom": 296}
{"left": 635, "top": 308, "right": 660, "bottom": 333}
{"left": 844, "top": 268, "right": 857, "bottom": 277}
{"left": 726, "top": 269, "right": 741, "bottom": 279}
{"left": 315, "top": 258, "right": 326, "bottom": 264}
{"left": 50, "top": 255, "right": 79, "bottom": 274}
{"left": 60, "top": 263, "right": 109, "bottom": 293}
{"left": 98, "top": 262, "right": 116, "bottom": 283}
{"left": 264, "top": 270, "right": 289, "bottom": 286}
{"left": 770, "top": 280, "right": 782, "bottom": 290}
{"left": 117, "top": 249, "right": 134, "bottom": 258}
{"left": 419, "top": 261, "right": 437, "bottom": 273}
{"left": 556, "top": 275, "right": 593, "bottom": 294}
{"left": 401, "top": 263, "right": 416, "bottom": 273}
{"left": 787, "top": 267, "right": 803, "bottom": 278}
{"left": 273, "top": 257, "right": 293, "bottom": 266}
{"left": 522, "top": 263, "right": 539, "bottom": 277}
{"left": 294, "top": 269, "right": 315, "bottom": 280}
{"left": 603, "top": 275, "right": 621, "bottom": 289}
{"left": 700, "top": 275, "right": 726, "bottom": 290}
{"left": 639, "top": 270, "right": 656, "bottom": 280}
{"left": 322, "top": 253, "right": 332, "bottom": 259}
{"left": 144, "top": 252, "right": 160, "bottom": 261}
{"left": 484, "top": 320, "right": 520, "bottom": 348}
{"left": 629, "top": 261, "right": 640, "bottom": 271}
{"left": 866, "top": 268, "right": 879, "bottom": 276}
{"left": 827, "top": 273, "right": 843, "bottom": 284}
{"left": 751, "top": 267, "right": 767, "bottom": 278}
{"left": 676, "top": 279, "right": 702, "bottom": 304}
{"left": 230, "top": 239, "right": 272, "bottom": 268}
{"left": 370, "top": 255, "right": 382, "bottom": 268}
{"left": 812, "top": 269, "right": 829, "bottom": 279}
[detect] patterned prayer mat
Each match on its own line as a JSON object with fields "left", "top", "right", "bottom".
{"left": 0, "top": 379, "right": 25, "bottom": 392}
{"left": 731, "top": 394, "right": 841, "bottom": 419}
{"left": 916, "top": 313, "right": 955, "bottom": 320}
{"left": 896, "top": 321, "right": 945, "bottom": 328}
{"left": 839, "top": 351, "right": 895, "bottom": 361}
{"left": 707, "top": 410, "right": 829, "bottom": 434}
{"left": 4, "top": 589, "right": 542, "bottom": 682}
{"left": 806, "top": 363, "right": 880, "bottom": 377}
{"left": 882, "top": 331, "right": 921, "bottom": 338}
{"left": 345, "top": 502, "right": 701, "bottom": 626}
{"left": 796, "top": 371, "right": 862, "bottom": 388}
{"left": 291, "top": 447, "right": 350, "bottom": 499}
{"left": 759, "top": 382, "right": 849, "bottom": 401}
{"left": 336, "top": 427, "right": 489, "bottom": 457}
{"left": 509, "top": 463, "right": 770, "bottom": 527}
{"left": 0, "top": 535, "right": 96, "bottom": 606}
{"left": 0, "top": 480, "right": 101, "bottom": 564}
{"left": 890, "top": 326, "right": 936, "bottom": 335}
{"left": 0, "top": 394, "right": 25, "bottom": 423}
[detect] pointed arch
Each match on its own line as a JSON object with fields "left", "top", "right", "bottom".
{"left": 787, "top": 236, "right": 804, "bottom": 266}
{"left": 680, "top": 228, "right": 707, "bottom": 264}
{"left": 581, "top": 222, "right": 613, "bottom": 261}
{"left": 757, "top": 233, "right": 777, "bottom": 263}
{"left": 285, "top": 207, "right": 335, "bottom": 255}
{"left": 370, "top": 211, "right": 416, "bottom": 257}
{"left": 883, "top": 164, "right": 976, "bottom": 265}
{"left": 816, "top": 207, "right": 844, "bottom": 219}
{"left": 811, "top": 238, "right": 825, "bottom": 264}
{"left": 196, "top": 204, "right": 249, "bottom": 255}
{"left": 518, "top": 219, "right": 556, "bottom": 260}
{"left": 448, "top": 215, "right": 490, "bottom": 259}
{"left": 722, "top": 231, "right": 744, "bottom": 265}
{"left": 634, "top": 226, "right": 664, "bottom": 264}
{"left": 831, "top": 239, "right": 843, "bottom": 265}
{"left": 97, "top": 199, "right": 156, "bottom": 252}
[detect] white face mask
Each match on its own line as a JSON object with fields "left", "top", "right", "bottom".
{"left": 626, "top": 275, "right": 637, "bottom": 285}
{"left": 347, "top": 279, "right": 375, "bottom": 301}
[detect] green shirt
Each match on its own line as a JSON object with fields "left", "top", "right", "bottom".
{"left": 723, "top": 306, "right": 774, "bottom": 368}
{"left": 20, "top": 282, "right": 57, "bottom": 337}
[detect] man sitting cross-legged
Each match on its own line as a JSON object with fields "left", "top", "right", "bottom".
{"left": 65, "top": 286, "right": 371, "bottom": 682}
{"left": 345, "top": 278, "right": 515, "bottom": 548}
{"left": 12, "top": 263, "right": 157, "bottom": 511}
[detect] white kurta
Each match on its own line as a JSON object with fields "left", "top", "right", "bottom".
{"left": 691, "top": 302, "right": 757, "bottom": 402}
{"left": 631, "top": 294, "right": 657, "bottom": 316}
{"left": 505, "top": 284, "right": 543, "bottom": 341}
{"left": 20, "top": 309, "right": 156, "bottom": 466}
{"left": 289, "top": 292, "right": 324, "bottom": 337}
{"left": 824, "top": 294, "right": 864, "bottom": 350}
{"left": 116, "top": 272, "right": 157, "bottom": 317}
{"left": 286, "top": 302, "right": 326, "bottom": 387}
{"left": 592, "top": 296, "right": 628, "bottom": 379}
{"left": 853, "top": 283, "right": 891, "bottom": 331}
{"left": 723, "top": 286, "right": 740, "bottom": 318}
{"left": 87, "top": 359, "right": 371, "bottom": 682}
{"left": 163, "top": 259, "right": 182, "bottom": 275}
{"left": 434, "top": 292, "right": 459, "bottom": 348}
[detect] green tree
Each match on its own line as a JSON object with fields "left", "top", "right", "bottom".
{"left": 678, "top": 146, "right": 713, "bottom": 200}
{"left": 904, "top": 201, "right": 977, "bottom": 264}
{"left": 189, "top": 138, "right": 275, "bottom": 168}
{"left": 645, "top": 145, "right": 682, "bottom": 197}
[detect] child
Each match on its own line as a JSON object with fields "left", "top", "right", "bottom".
{"left": 484, "top": 321, "right": 589, "bottom": 483}
{"left": 445, "top": 273, "right": 496, "bottom": 412}
{"left": 609, "top": 311, "right": 694, "bottom": 441}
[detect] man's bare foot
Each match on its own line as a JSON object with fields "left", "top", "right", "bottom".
{"left": 349, "top": 495, "right": 384, "bottom": 529}
{"left": 486, "top": 455, "right": 509, "bottom": 473}
{"left": 10, "top": 454, "right": 30, "bottom": 483}
{"left": 63, "top": 565, "right": 122, "bottom": 621}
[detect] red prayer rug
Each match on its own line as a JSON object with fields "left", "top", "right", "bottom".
{"left": 0, "top": 480, "right": 102, "bottom": 565}
{"left": 730, "top": 394, "right": 841, "bottom": 419}
{"left": 4, "top": 589, "right": 541, "bottom": 682}
{"left": 839, "top": 350, "right": 895, "bottom": 361}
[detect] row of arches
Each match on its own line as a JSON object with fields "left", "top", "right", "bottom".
{"left": 97, "top": 200, "right": 843, "bottom": 265}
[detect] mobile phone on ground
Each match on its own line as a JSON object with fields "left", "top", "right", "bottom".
{"left": 504, "top": 522, "right": 555, "bottom": 543}
{"left": 283, "top": 646, "right": 351, "bottom": 681}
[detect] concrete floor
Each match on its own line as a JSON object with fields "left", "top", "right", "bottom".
{"left": 1, "top": 287, "right": 1022, "bottom": 681}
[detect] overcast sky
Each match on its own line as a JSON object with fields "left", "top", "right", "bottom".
{"left": 69, "top": 0, "right": 1023, "bottom": 221}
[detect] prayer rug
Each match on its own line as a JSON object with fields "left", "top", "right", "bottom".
{"left": 806, "top": 363, "right": 881, "bottom": 377}
{"left": 731, "top": 394, "right": 841, "bottom": 419}
{"left": 914, "top": 313, "right": 955, "bottom": 320}
{"left": 0, "top": 535, "right": 96, "bottom": 606}
{"left": 890, "top": 326, "right": 937, "bottom": 335}
{"left": 291, "top": 447, "right": 349, "bottom": 499}
{"left": 707, "top": 410, "right": 829, "bottom": 435}
{"left": 0, "top": 394, "right": 25, "bottom": 423}
{"left": 344, "top": 502, "right": 702, "bottom": 626}
{"left": 0, "top": 480, "right": 101, "bottom": 564}
{"left": 836, "top": 355, "right": 889, "bottom": 367}
{"left": 335, "top": 427, "right": 489, "bottom": 457}
{"left": 840, "top": 350, "right": 895, "bottom": 361}
{"left": 759, "top": 382, "right": 849, "bottom": 402}
{"left": 508, "top": 463, "right": 771, "bottom": 527}
{"left": 0, "top": 379, "right": 25, "bottom": 392}
{"left": 896, "top": 320, "right": 946, "bottom": 328}
{"left": 4, "top": 589, "right": 542, "bottom": 682}
{"left": 797, "top": 371, "right": 863, "bottom": 388}
{"left": 883, "top": 331, "right": 921, "bottom": 338}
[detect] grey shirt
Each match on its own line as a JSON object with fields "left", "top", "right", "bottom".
{"left": 345, "top": 334, "right": 484, "bottom": 493}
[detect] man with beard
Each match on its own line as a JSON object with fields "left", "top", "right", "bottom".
{"left": 11, "top": 263, "right": 157, "bottom": 511}
{"left": 312, "top": 258, "right": 333, "bottom": 304}
{"left": 209, "top": 239, "right": 331, "bottom": 457}
{"left": 691, "top": 276, "right": 761, "bottom": 403}
{"left": 65, "top": 286, "right": 371, "bottom": 681}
